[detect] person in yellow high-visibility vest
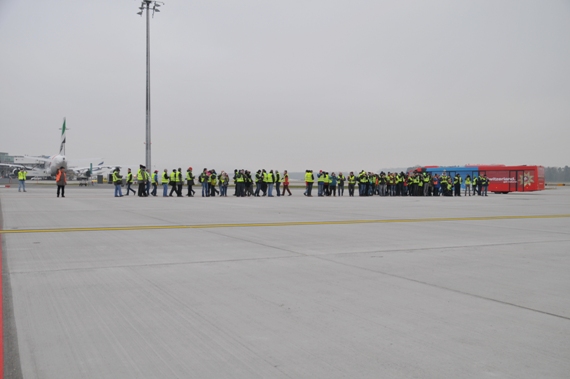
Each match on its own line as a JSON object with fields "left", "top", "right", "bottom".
{"left": 186, "top": 167, "right": 195, "bottom": 197}
{"left": 161, "top": 169, "right": 169, "bottom": 197}
{"left": 137, "top": 165, "right": 146, "bottom": 197}
{"left": 126, "top": 168, "right": 136, "bottom": 195}
{"left": 169, "top": 168, "right": 177, "bottom": 197}
{"left": 18, "top": 169, "right": 27, "bottom": 192}
{"left": 304, "top": 170, "right": 314, "bottom": 197}
{"left": 151, "top": 170, "right": 158, "bottom": 196}
{"left": 113, "top": 168, "right": 123, "bottom": 197}
{"left": 176, "top": 168, "right": 184, "bottom": 197}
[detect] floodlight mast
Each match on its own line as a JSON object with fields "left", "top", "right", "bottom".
{"left": 137, "top": 0, "right": 164, "bottom": 171}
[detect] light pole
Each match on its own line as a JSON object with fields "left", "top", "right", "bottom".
{"left": 137, "top": 1, "right": 163, "bottom": 171}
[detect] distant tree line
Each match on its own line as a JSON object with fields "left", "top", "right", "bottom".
{"left": 545, "top": 166, "right": 570, "bottom": 183}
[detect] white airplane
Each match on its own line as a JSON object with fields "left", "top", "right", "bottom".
{"left": 2, "top": 119, "right": 111, "bottom": 178}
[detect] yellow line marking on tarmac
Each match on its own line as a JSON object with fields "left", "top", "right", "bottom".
{"left": 1, "top": 214, "right": 570, "bottom": 234}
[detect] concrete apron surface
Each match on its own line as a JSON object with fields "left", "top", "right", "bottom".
{"left": 1, "top": 185, "right": 569, "bottom": 379}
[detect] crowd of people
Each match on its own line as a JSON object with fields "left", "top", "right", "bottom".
{"left": 111, "top": 166, "right": 292, "bottom": 198}
{"left": 302, "top": 170, "right": 490, "bottom": 197}
{"left": 110, "top": 166, "right": 491, "bottom": 198}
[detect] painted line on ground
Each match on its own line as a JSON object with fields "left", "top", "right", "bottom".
{"left": 1, "top": 214, "right": 569, "bottom": 235}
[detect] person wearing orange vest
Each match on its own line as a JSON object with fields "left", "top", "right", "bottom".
{"left": 56, "top": 166, "right": 67, "bottom": 198}
{"left": 282, "top": 170, "right": 292, "bottom": 196}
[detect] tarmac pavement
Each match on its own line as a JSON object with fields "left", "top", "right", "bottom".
{"left": 1, "top": 184, "right": 569, "bottom": 378}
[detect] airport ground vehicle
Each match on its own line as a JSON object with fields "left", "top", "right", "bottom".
{"left": 419, "top": 165, "right": 545, "bottom": 194}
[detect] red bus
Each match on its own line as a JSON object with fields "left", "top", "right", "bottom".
{"left": 421, "top": 165, "right": 545, "bottom": 194}
{"left": 478, "top": 165, "right": 545, "bottom": 193}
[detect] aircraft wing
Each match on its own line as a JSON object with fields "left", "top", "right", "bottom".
{"left": 23, "top": 156, "right": 52, "bottom": 163}
{"left": 0, "top": 163, "right": 35, "bottom": 170}
{"left": 70, "top": 165, "right": 116, "bottom": 177}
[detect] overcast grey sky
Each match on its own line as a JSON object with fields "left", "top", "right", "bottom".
{"left": 1, "top": 0, "right": 569, "bottom": 172}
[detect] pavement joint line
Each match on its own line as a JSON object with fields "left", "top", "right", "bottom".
{"left": 1, "top": 214, "right": 570, "bottom": 234}
{"left": 10, "top": 237, "right": 570, "bottom": 275}
{"left": 8, "top": 254, "right": 304, "bottom": 275}
{"left": 314, "top": 255, "right": 570, "bottom": 322}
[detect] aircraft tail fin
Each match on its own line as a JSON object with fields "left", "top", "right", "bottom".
{"left": 59, "top": 118, "right": 66, "bottom": 155}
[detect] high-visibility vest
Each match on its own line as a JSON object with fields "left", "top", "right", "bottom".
{"left": 236, "top": 173, "right": 244, "bottom": 183}
{"left": 186, "top": 171, "right": 194, "bottom": 181}
{"left": 162, "top": 172, "right": 169, "bottom": 184}
{"left": 275, "top": 172, "right": 280, "bottom": 182}
{"left": 170, "top": 172, "right": 176, "bottom": 183}
{"left": 317, "top": 174, "right": 325, "bottom": 183}
{"left": 55, "top": 170, "right": 65, "bottom": 182}
{"left": 137, "top": 169, "right": 144, "bottom": 181}
{"left": 267, "top": 173, "right": 274, "bottom": 182}
{"left": 112, "top": 172, "right": 120, "bottom": 184}
{"left": 348, "top": 175, "right": 356, "bottom": 184}
{"left": 127, "top": 172, "right": 133, "bottom": 183}
{"left": 151, "top": 173, "right": 157, "bottom": 184}
{"left": 465, "top": 178, "right": 471, "bottom": 185}
{"left": 305, "top": 172, "right": 314, "bottom": 183}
